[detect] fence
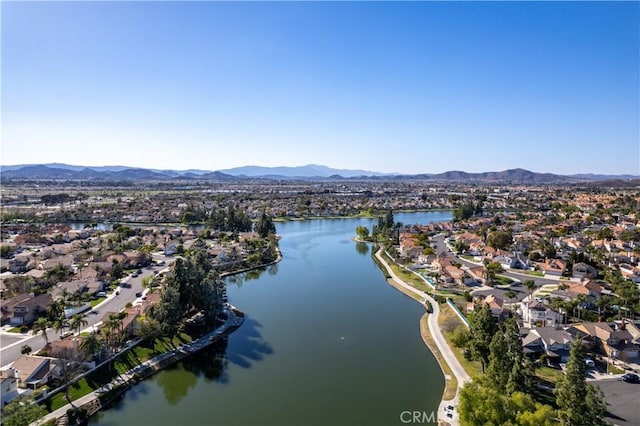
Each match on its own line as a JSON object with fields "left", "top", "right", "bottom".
{"left": 446, "top": 298, "right": 471, "bottom": 329}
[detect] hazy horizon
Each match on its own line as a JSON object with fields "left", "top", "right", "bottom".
{"left": 2, "top": 161, "right": 639, "bottom": 177}
{"left": 2, "top": 2, "right": 639, "bottom": 175}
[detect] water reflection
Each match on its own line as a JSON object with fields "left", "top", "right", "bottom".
{"left": 355, "top": 242, "right": 369, "bottom": 256}
{"left": 226, "top": 316, "right": 274, "bottom": 369}
{"left": 225, "top": 264, "right": 280, "bottom": 288}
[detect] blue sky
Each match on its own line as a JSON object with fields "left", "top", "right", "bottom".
{"left": 2, "top": 1, "right": 638, "bottom": 175}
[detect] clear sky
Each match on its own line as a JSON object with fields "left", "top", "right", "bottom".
{"left": 2, "top": 1, "right": 639, "bottom": 175}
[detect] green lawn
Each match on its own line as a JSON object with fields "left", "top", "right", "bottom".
{"left": 90, "top": 297, "right": 106, "bottom": 308}
{"left": 44, "top": 332, "right": 194, "bottom": 412}
{"left": 523, "top": 270, "right": 544, "bottom": 277}
{"left": 438, "top": 305, "right": 482, "bottom": 379}
{"left": 494, "top": 275, "right": 514, "bottom": 286}
{"left": 535, "top": 366, "right": 563, "bottom": 384}
{"left": 6, "top": 327, "right": 24, "bottom": 333}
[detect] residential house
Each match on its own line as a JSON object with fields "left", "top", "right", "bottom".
{"left": 520, "top": 299, "right": 563, "bottom": 327}
{"left": 467, "top": 294, "right": 506, "bottom": 318}
{"left": 538, "top": 259, "right": 566, "bottom": 276}
{"left": 494, "top": 253, "right": 529, "bottom": 270}
{"left": 572, "top": 262, "right": 598, "bottom": 280}
{"left": 8, "top": 355, "right": 57, "bottom": 389}
{"left": 2, "top": 293, "right": 52, "bottom": 326}
{"left": 8, "top": 255, "right": 33, "bottom": 273}
{"left": 101, "top": 306, "right": 141, "bottom": 339}
{"left": 0, "top": 368, "right": 19, "bottom": 406}
{"left": 548, "top": 280, "right": 602, "bottom": 304}
{"left": 123, "top": 251, "right": 149, "bottom": 268}
{"left": 44, "top": 336, "right": 95, "bottom": 368}
{"left": 571, "top": 322, "right": 639, "bottom": 361}
{"left": 619, "top": 264, "right": 640, "bottom": 284}
{"left": 54, "top": 280, "right": 88, "bottom": 299}
{"left": 40, "top": 255, "right": 74, "bottom": 271}
{"left": 522, "top": 327, "right": 574, "bottom": 362}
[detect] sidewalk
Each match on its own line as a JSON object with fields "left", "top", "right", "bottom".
{"left": 374, "top": 248, "right": 470, "bottom": 425}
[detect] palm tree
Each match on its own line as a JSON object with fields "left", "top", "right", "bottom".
{"left": 32, "top": 317, "right": 50, "bottom": 346}
{"left": 104, "top": 314, "right": 124, "bottom": 353}
{"left": 79, "top": 331, "right": 103, "bottom": 360}
{"left": 52, "top": 317, "right": 68, "bottom": 337}
{"left": 483, "top": 261, "right": 503, "bottom": 286}
{"left": 524, "top": 280, "right": 537, "bottom": 301}
{"left": 70, "top": 314, "right": 89, "bottom": 334}
{"left": 46, "top": 299, "right": 66, "bottom": 321}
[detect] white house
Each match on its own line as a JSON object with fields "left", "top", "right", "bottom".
{"left": 520, "top": 299, "right": 563, "bottom": 327}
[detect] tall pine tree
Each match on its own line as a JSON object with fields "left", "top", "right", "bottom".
{"left": 554, "top": 337, "right": 607, "bottom": 425}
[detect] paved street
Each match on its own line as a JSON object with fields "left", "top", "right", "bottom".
{"left": 432, "top": 234, "right": 562, "bottom": 287}
{"left": 596, "top": 378, "right": 640, "bottom": 426}
{"left": 1, "top": 254, "right": 173, "bottom": 368}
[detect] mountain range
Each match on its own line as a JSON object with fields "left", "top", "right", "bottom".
{"left": 0, "top": 163, "right": 638, "bottom": 184}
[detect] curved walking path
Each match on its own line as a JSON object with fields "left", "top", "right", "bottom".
{"left": 374, "top": 247, "right": 470, "bottom": 425}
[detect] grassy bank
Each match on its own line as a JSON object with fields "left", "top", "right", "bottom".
{"left": 45, "top": 333, "right": 193, "bottom": 412}
{"left": 438, "top": 304, "right": 482, "bottom": 379}
{"left": 419, "top": 314, "right": 457, "bottom": 401}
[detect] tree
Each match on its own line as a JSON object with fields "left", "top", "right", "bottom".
{"left": 255, "top": 212, "right": 276, "bottom": 238}
{"left": 458, "top": 378, "right": 556, "bottom": 426}
{"left": 524, "top": 279, "right": 537, "bottom": 300}
{"left": 32, "top": 317, "right": 50, "bottom": 346}
{"left": 483, "top": 261, "right": 504, "bottom": 286}
{"left": 56, "top": 346, "right": 87, "bottom": 405}
{"left": 468, "top": 304, "right": 496, "bottom": 373}
{"left": 135, "top": 318, "right": 162, "bottom": 344}
{"left": 555, "top": 338, "right": 607, "bottom": 425}
{"left": 450, "top": 325, "right": 471, "bottom": 348}
{"left": 103, "top": 314, "right": 124, "bottom": 353}
{"left": 2, "top": 394, "right": 47, "bottom": 426}
{"left": 69, "top": 314, "right": 88, "bottom": 334}
{"left": 487, "top": 230, "right": 512, "bottom": 251}
{"left": 355, "top": 225, "right": 370, "bottom": 241}
{"left": 46, "top": 299, "right": 66, "bottom": 321}
{"left": 80, "top": 331, "right": 103, "bottom": 360}
{"left": 52, "top": 317, "right": 68, "bottom": 337}
{"left": 152, "top": 282, "right": 183, "bottom": 339}
{"left": 485, "top": 318, "right": 532, "bottom": 395}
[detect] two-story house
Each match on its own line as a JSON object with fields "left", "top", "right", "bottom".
{"left": 571, "top": 322, "right": 638, "bottom": 361}
{"left": 520, "top": 299, "right": 563, "bottom": 327}
{"left": 2, "top": 293, "right": 52, "bottom": 326}
{"left": 522, "top": 327, "right": 574, "bottom": 362}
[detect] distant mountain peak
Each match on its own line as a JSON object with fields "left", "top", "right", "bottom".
{"left": 0, "top": 163, "right": 637, "bottom": 182}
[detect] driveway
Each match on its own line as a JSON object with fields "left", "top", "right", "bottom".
{"left": 596, "top": 378, "right": 640, "bottom": 426}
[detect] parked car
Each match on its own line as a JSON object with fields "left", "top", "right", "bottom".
{"left": 622, "top": 373, "right": 640, "bottom": 383}
{"left": 135, "top": 292, "right": 143, "bottom": 298}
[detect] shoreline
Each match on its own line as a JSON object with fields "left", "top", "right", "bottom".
{"left": 372, "top": 246, "right": 470, "bottom": 426}
{"left": 35, "top": 251, "right": 284, "bottom": 426}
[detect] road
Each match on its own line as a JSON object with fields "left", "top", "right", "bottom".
{"left": 431, "top": 234, "right": 561, "bottom": 288}
{"left": 0, "top": 254, "right": 174, "bottom": 369}
{"left": 374, "top": 247, "right": 470, "bottom": 426}
{"left": 595, "top": 378, "right": 640, "bottom": 426}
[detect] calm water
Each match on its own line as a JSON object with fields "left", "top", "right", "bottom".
{"left": 90, "top": 211, "right": 451, "bottom": 426}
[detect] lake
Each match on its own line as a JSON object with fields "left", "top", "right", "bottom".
{"left": 90, "top": 211, "right": 451, "bottom": 426}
